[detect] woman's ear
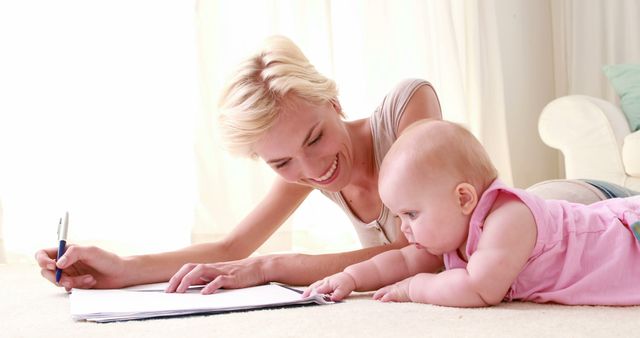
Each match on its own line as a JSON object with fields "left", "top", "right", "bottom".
{"left": 455, "top": 183, "right": 478, "bottom": 215}
{"left": 330, "top": 99, "right": 343, "bottom": 116}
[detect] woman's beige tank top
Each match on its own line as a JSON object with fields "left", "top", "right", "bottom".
{"left": 320, "top": 79, "right": 433, "bottom": 247}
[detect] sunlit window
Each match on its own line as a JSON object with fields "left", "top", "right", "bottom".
{"left": 0, "top": 1, "right": 198, "bottom": 260}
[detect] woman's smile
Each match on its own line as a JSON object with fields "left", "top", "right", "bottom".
{"left": 309, "top": 154, "right": 340, "bottom": 185}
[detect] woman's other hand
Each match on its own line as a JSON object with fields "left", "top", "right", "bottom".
{"left": 165, "top": 257, "right": 267, "bottom": 295}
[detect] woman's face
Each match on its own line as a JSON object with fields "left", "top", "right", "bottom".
{"left": 253, "top": 94, "right": 353, "bottom": 192}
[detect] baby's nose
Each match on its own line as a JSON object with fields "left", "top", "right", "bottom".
{"left": 401, "top": 225, "right": 414, "bottom": 241}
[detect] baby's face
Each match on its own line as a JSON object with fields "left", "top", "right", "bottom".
{"left": 380, "top": 167, "right": 469, "bottom": 256}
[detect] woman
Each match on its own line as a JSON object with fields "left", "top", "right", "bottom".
{"left": 34, "top": 36, "right": 632, "bottom": 292}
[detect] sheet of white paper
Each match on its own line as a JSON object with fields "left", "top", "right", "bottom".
{"left": 121, "top": 282, "right": 204, "bottom": 292}
{"left": 70, "top": 283, "right": 332, "bottom": 322}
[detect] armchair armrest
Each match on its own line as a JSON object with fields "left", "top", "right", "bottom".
{"left": 538, "top": 95, "right": 632, "bottom": 185}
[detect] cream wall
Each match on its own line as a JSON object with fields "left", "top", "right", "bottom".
{"left": 494, "top": 0, "right": 559, "bottom": 188}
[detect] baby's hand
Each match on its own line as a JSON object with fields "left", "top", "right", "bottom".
{"left": 302, "top": 272, "right": 356, "bottom": 301}
{"left": 372, "top": 277, "right": 412, "bottom": 302}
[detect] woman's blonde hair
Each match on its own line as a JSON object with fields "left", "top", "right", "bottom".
{"left": 218, "top": 35, "right": 339, "bottom": 158}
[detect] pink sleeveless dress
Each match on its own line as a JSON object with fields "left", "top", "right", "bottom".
{"left": 444, "top": 179, "right": 640, "bottom": 305}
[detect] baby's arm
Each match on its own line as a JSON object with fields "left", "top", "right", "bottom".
{"left": 408, "top": 193, "right": 537, "bottom": 307}
{"left": 346, "top": 244, "right": 443, "bottom": 290}
{"left": 305, "top": 245, "right": 442, "bottom": 301}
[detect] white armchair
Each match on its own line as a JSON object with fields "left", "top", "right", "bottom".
{"left": 538, "top": 95, "right": 640, "bottom": 191}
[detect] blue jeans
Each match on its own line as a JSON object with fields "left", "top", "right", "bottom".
{"left": 582, "top": 179, "right": 640, "bottom": 199}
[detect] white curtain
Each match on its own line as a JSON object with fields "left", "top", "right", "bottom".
{"left": 552, "top": 0, "right": 640, "bottom": 100}
{"left": 0, "top": 200, "right": 5, "bottom": 263}
{"left": 548, "top": 0, "right": 640, "bottom": 177}
{"left": 194, "top": 0, "right": 557, "bottom": 253}
{"left": 0, "top": 1, "right": 198, "bottom": 261}
{"left": 4, "top": 0, "right": 631, "bottom": 261}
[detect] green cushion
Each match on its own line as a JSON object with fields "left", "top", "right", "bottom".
{"left": 603, "top": 64, "right": 640, "bottom": 132}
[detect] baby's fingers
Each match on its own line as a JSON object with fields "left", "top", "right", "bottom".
{"left": 380, "top": 292, "right": 397, "bottom": 302}
{"left": 372, "top": 287, "right": 389, "bottom": 301}
{"left": 328, "top": 285, "right": 352, "bottom": 301}
{"left": 302, "top": 280, "right": 324, "bottom": 297}
{"left": 310, "top": 280, "right": 335, "bottom": 296}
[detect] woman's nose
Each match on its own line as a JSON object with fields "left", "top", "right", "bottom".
{"left": 298, "top": 156, "right": 321, "bottom": 180}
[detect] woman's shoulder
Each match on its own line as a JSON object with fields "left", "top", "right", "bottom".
{"left": 372, "top": 78, "right": 440, "bottom": 137}
{"left": 375, "top": 78, "right": 431, "bottom": 118}
{"left": 383, "top": 78, "right": 433, "bottom": 103}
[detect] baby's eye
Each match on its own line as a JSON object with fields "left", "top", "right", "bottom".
{"left": 404, "top": 211, "right": 417, "bottom": 220}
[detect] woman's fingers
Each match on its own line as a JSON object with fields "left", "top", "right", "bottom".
{"left": 35, "top": 249, "right": 57, "bottom": 270}
{"left": 176, "top": 265, "right": 208, "bottom": 293}
{"left": 201, "top": 275, "right": 233, "bottom": 295}
{"left": 168, "top": 264, "right": 222, "bottom": 293}
{"left": 168, "top": 261, "right": 263, "bottom": 294}
{"left": 58, "top": 274, "right": 97, "bottom": 290}
{"left": 54, "top": 245, "right": 89, "bottom": 269}
{"left": 40, "top": 267, "right": 58, "bottom": 285}
{"left": 165, "top": 263, "right": 197, "bottom": 293}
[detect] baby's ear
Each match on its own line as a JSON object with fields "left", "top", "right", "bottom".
{"left": 456, "top": 183, "right": 478, "bottom": 215}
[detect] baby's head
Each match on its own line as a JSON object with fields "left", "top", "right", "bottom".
{"left": 379, "top": 119, "right": 497, "bottom": 255}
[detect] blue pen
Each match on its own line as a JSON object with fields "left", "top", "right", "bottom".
{"left": 55, "top": 212, "right": 69, "bottom": 284}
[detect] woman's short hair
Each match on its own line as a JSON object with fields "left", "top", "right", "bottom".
{"left": 217, "top": 35, "right": 339, "bottom": 158}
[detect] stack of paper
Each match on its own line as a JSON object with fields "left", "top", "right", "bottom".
{"left": 70, "top": 283, "right": 333, "bottom": 323}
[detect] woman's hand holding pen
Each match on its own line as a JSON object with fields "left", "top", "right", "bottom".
{"left": 165, "top": 257, "right": 267, "bottom": 295}
{"left": 35, "top": 245, "right": 127, "bottom": 291}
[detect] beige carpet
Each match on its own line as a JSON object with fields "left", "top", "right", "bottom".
{"left": 2, "top": 263, "right": 639, "bottom": 338}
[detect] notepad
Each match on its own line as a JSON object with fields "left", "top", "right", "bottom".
{"left": 70, "top": 283, "right": 333, "bottom": 323}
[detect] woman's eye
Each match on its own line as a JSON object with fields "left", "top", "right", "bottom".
{"left": 308, "top": 132, "right": 323, "bottom": 146}
{"left": 275, "top": 160, "right": 289, "bottom": 169}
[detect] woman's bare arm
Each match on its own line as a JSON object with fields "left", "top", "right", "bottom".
{"left": 37, "top": 177, "right": 313, "bottom": 289}
{"left": 124, "top": 177, "right": 314, "bottom": 285}
{"left": 167, "top": 223, "right": 410, "bottom": 293}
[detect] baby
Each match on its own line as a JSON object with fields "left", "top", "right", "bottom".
{"left": 304, "top": 119, "right": 640, "bottom": 307}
